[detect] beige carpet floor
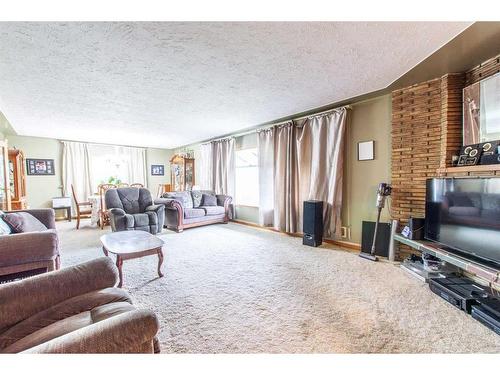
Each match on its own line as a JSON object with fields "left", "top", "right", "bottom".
{"left": 57, "top": 220, "right": 500, "bottom": 353}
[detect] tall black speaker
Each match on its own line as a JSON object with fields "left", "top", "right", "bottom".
{"left": 303, "top": 200, "right": 323, "bottom": 247}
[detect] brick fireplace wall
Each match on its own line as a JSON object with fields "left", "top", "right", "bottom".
{"left": 390, "top": 53, "right": 500, "bottom": 260}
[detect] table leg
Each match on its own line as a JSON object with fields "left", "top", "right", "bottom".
{"left": 67, "top": 207, "right": 72, "bottom": 222}
{"left": 116, "top": 255, "right": 124, "bottom": 288}
{"left": 102, "top": 247, "right": 109, "bottom": 257}
{"left": 157, "top": 248, "right": 164, "bottom": 278}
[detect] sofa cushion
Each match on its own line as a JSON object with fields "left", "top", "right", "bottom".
{"left": 0, "top": 229, "right": 58, "bottom": 268}
{"left": 200, "top": 205, "right": 225, "bottom": 216}
{"left": 2, "top": 212, "right": 48, "bottom": 233}
{"left": 0, "top": 211, "right": 12, "bottom": 235}
{"left": 162, "top": 191, "right": 193, "bottom": 209}
{"left": 183, "top": 208, "right": 206, "bottom": 219}
{"left": 2, "top": 301, "right": 135, "bottom": 353}
{"left": 448, "top": 206, "right": 480, "bottom": 217}
{"left": 191, "top": 190, "right": 203, "bottom": 207}
{"left": 0, "top": 287, "right": 131, "bottom": 352}
{"left": 201, "top": 193, "right": 217, "bottom": 206}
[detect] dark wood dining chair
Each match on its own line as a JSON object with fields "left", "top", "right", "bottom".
{"left": 70, "top": 184, "right": 92, "bottom": 229}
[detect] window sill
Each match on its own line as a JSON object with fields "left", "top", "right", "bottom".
{"left": 234, "top": 204, "right": 259, "bottom": 209}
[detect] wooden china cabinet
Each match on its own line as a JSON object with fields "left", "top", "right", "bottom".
{"left": 8, "top": 149, "right": 27, "bottom": 209}
{"left": 170, "top": 154, "right": 195, "bottom": 191}
{"left": 0, "top": 140, "right": 11, "bottom": 211}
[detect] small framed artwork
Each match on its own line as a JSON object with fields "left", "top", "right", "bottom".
{"left": 26, "top": 159, "right": 55, "bottom": 175}
{"left": 151, "top": 164, "right": 165, "bottom": 176}
{"left": 358, "top": 141, "right": 375, "bottom": 161}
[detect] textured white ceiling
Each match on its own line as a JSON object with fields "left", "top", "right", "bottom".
{"left": 0, "top": 22, "right": 471, "bottom": 149}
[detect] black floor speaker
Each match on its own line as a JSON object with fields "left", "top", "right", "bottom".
{"left": 361, "top": 221, "right": 391, "bottom": 257}
{"left": 303, "top": 200, "right": 323, "bottom": 247}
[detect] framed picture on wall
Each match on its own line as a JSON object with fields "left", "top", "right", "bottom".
{"left": 358, "top": 141, "right": 375, "bottom": 161}
{"left": 26, "top": 159, "right": 55, "bottom": 175}
{"left": 151, "top": 164, "right": 165, "bottom": 176}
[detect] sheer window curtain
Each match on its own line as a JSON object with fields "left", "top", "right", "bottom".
{"left": 119, "top": 146, "right": 147, "bottom": 187}
{"left": 200, "top": 143, "right": 214, "bottom": 190}
{"left": 257, "top": 128, "right": 275, "bottom": 226}
{"left": 62, "top": 141, "right": 93, "bottom": 213}
{"left": 63, "top": 142, "right": 148, "bottom": 209}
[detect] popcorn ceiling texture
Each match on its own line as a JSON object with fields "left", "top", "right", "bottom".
{"left": 59, "top": 221, "right": 500, "bottom": 353}
{"left": 0, "top": 22, "right": 470, "bottom": 148}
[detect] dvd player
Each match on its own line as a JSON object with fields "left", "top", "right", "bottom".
{"left": 471, "top": 303, "right": 500, "bottom": 335}
{"left": 428, "top": 276, "right": 490, "bottom": 313}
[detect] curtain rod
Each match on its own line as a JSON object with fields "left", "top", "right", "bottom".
{"left": 59, "top": 138, "right": 147, "bottom": 150}
{"left": 199, "top": 105, "right": 352, "bottom": 146}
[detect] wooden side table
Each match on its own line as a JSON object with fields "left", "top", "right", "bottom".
{"left": 53, "top": 206, "right": 72, "bottom": 222}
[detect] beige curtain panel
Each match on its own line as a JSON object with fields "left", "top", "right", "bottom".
{"left": 258, "top": 107, "right": 348, "bottom": 239}
{"left": 201, "top": 138, "right": 235, "bottom": 196}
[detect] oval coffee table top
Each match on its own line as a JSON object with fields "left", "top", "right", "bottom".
{"left": 100, "top": 230, "right": 164, "bottom": 254}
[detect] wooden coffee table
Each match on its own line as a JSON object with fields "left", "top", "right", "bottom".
{"left": 100, "top": 231, "right": 165, "bottom": 288}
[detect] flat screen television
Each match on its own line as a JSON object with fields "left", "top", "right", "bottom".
{"left": 425, "top": 177, "right": 500, "bottom": 269}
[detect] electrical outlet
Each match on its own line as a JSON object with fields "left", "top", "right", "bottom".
{"left": 340, "top": 226, "right": 348, "bottom": 238}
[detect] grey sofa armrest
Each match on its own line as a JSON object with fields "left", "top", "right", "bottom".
{"left": 146, "top": 204, "right": 165, "bottom": 213}
{"left": 216, "top": 194, "right": 232, "bottom": 207}
{"left": 146, "top": 204, "right": 165, "bottom": 233}
{"left": 154, "top": 198, "right": 184, "bottom": 212}
{"left": 109, "top": 207, "right": 125, "bottom": 215}
{"left": 108, "top": 208, "right": 134, "bottom": 231}
{"left": 6, "top": 208, "right": 56, "bottom": 230}
{"left": 0, "top": 257, "right": 118, "bottom": 333}
{"left": 23, "top": 309, "right": 160, "bottom": 353}
{"left": 0, "top": 230, "right": 59, "bottom": 268}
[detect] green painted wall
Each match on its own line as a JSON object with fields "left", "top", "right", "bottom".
{"left": 146, "top": 147, "right": 174, "bottom": 194}
{"left": 7, "top": 135, "right": 63, "bottom": 209}
{"left": 341, "top": 95, "right": 392, "bottom": 244}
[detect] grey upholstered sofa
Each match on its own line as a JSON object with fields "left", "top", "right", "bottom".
{"left": 0, "top": 257, "right": 160, "bottom": 353}
{"left": 0, "top": 208, "right": 60, "bottom": 281}
{"left": 154, "top": 190, "right": 232, "bottom": 232}
{"left": 105, "top": 187, "right": 165, "bottom": 234}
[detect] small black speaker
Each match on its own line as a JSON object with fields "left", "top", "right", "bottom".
{"left": 408, "top": 217, "right": 425, "bottom": 240}
{"left": 303, "top": 200, "right": 323, "bottom": 247}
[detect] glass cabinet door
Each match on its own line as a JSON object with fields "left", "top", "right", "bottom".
{"left": 170, "top": 155, "right": 195, "bottom": 191}
{"left": 185, "top": 159, "right": 194, "bottom": 191}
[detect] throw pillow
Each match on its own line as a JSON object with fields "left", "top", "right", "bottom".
{"left": 202, "top": 193, "right": 217, "bottom": 206}
{"left": 0, "top": 211, "right": 12, "bottom": 235}
{"left": 191, "top": 190, "right": 203, "bottom": 207}
{"left": 2, "top": 212, "right": 48, "bottom": 233}
{"left": 162, "top": 191, "right": 194, "bottom": 209}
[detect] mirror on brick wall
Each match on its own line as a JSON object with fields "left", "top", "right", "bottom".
{"left": 463, "top": 71, "right": 500, "bottom": 145}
